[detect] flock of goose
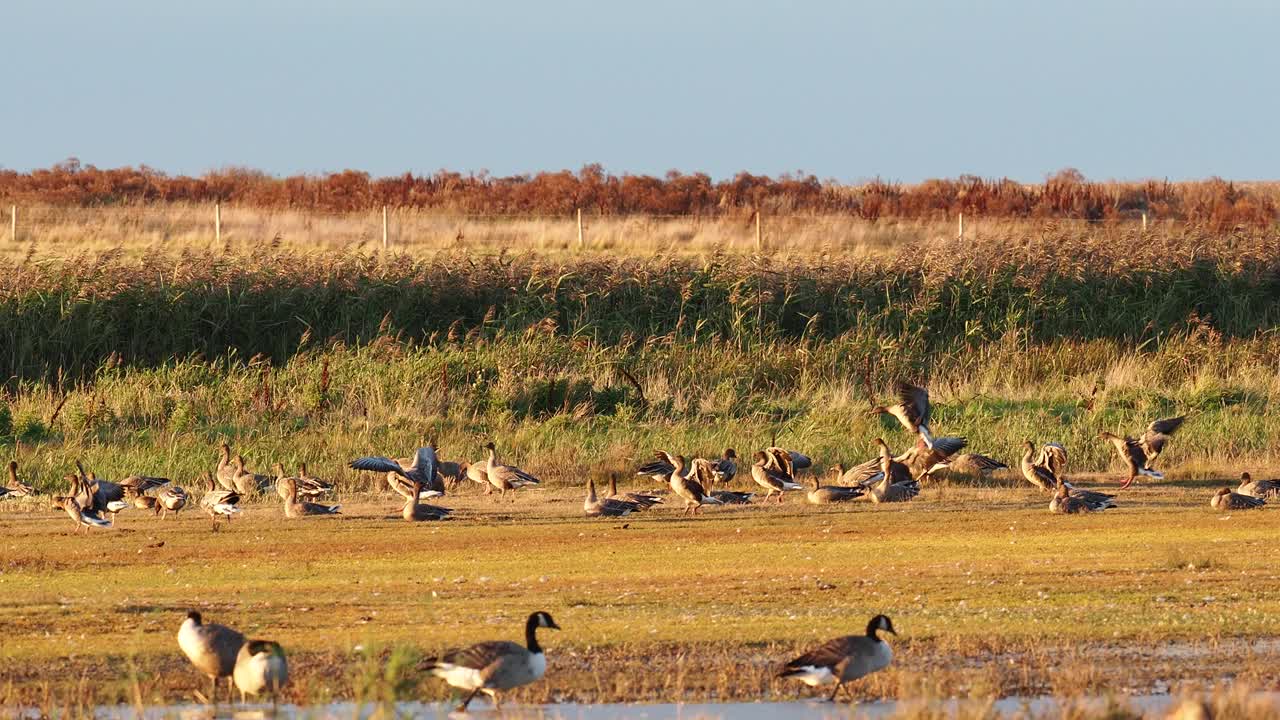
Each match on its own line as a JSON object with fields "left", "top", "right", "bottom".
{"left": 2, "top": 382, "right": 1275, "bottom": 533}
{"left": 177, "top": 605, "right": 897, "bottom": 710}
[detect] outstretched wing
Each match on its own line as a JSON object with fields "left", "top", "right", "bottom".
{"left": 894, "top": 381, "right": 930, "bottom": 426}
{"left": 350, "top": 456, "right": 409, "bottom": 478}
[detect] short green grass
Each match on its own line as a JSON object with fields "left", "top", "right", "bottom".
{"left": 3, "top": 478, "right": 1279, "bottom": 708}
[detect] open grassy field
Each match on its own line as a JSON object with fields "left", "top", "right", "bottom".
{"left": 2, "top": 479, "right": 1280, "bottom": 711}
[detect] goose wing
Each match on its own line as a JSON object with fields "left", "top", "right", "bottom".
{"left": 689, "top": 458, "right": 718, "bottom": 489}
{"left": 1141, "top": 416, "right": 1185, "bottom": 461}
{"left": 894, "top": 381, "right": 930, "bottom": 427}
{"left": 781, "top": 635, "right": 860, "bottom": 674}
{"left": 1035, "top": 443, "right": 1068, "bottom": 476}
{"left": 350, "top": 456, "right": 409, "bottom": 478}
{"left": 414, "top": 446, "right": 440, "bottom": 485}
{"left": 763, "top": 448, "right": 794, "bottom": 477}
{"left": 430, "top": 640, "right": 525, "bottom": 676}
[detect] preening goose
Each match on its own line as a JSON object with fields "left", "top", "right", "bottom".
{"left": 584, "top": 476, "right": 638, "bottom": 517}
{"left": 869, "top": 381, "right": 935, "bottom": 449}
{"left": 751, "top": 451, "right": 803, "bottom": 503}
{"left": 608, "top": 474, "right": 663, "bottom": 509}
{"left": 483, "top": 442, "right": 541, "bottom": 497}
{"left": 668, "top": 455, "right": 722, "bottom": 514}
{"left": 177, "top": 610, "right": 246, "bottom": 703}
{"left": 1211, "top": 487, "right": 1265, "bottom": 511}
{"left": 349, "top": 445, "right": 446, "bottom": 498}
{"left": 1050, "top": 484, "right": 1117, "bottom": 513}
{"left": 233, "top": 639, "right": 289, "bottom": 702}
{"left": 1237, "top": 472, "right": 1280, "bottom": 499}
{"left": 158, "top": 485, "right": 189, "bottom": 518}
{"left": 778, "top": 614, "right": 897, "bottom": 701}
{"left": 293, "top": 463, "right": 334, "bottom": 499}
{"left": 419, "top": 610, "right": 560, "bottom": 712}
{"left": 276, "top": 465, "right": 340, "bottom": 517}
{"left": 1034, "top": 443, "right": 1068, "bottom": 478}
{"left": 1020, "top": 441, "right": 1060, "bottom": 491}
{"left": 807, "top": 472, "right": 865, "bottom": 504}
{"left": 867, "top": 440, "right": 920, "bottom": 503}
{"left": 1099, "top": 431, "right": 1164, "bottom": 489}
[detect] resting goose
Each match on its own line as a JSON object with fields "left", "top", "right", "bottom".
{"left": 608, "top": 474, "right": 663, "bottom": 509}
{"left": 349, "top": 445, "right": 446, "bottom": 499}
{"left": 419, "top": 610, "right": 560, "bottom": 712}
{"left": 215, "top": 442, "right": 238, "bottom": 491}
{"left": 276, "top": 465, "right": 340, "bottom": 517}
{"left": 778, "top": 614, "right": 897, "bottom": 701}
{"left": 177, "top": 610, "right": 246, "bottom": 703}
{"left": 483, "top": 442, "right": 541, "bottom": 497}
{"left": 233, "top": 639, "right": 289, "bottom": 703}
{"left": 807, "top": 472, "right": 865, "bottom": 504}
{"left": 401, "top": 478, "right": 451, "bottom": 521}
{"left": 231, "top": 455, "right": 271, "bottom": 495}
{"left": 945, "top": 453, "right": 1009, "bottom": 478}
{"left": 869, "top": 381, "right": 934, "bottom": 449}
{"left": 1211, "top": 487, "right": 1265, "bottom": 511}
{"left": 1020, "top": 441, "right": 1059, "bottom": 491}
{"left": 293, "top": 463, "right": 334, "bottom": 499}
{"left": 1050, "top": 484, "right": 1117, "bottom": 513}
{"left": 584, "top": 476, "right": 638, "bottom": 517}
{"left": 1237, "top": 472, "right": 1280, "bottom": 499}
{"left": 751, "top": 451, "right": 803, "bottom": 503}
{"left": 713, "top": 448, "right": 738, "bottom": 484}
{"left": 669, "top": 455, "right": 722, "bottom": 514}
{"left": 867, "top": 440, "right": 920, "bottom": 503}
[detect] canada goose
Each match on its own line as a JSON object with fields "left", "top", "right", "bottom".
{"left": 1211, "top": 487, "right": 1265, "bottom": 511}
{"left": 1050, "top": 484, "right": 1117, "bottom": 513}
{"left": 1237, "top": 472, "right": 1280, "bottom": 499}
{"left": 869, "top": 381, "right": 934, "bottom": 448}
{"left": 808, "top": 472, "right": 866, "bottom": 504}
{"left": 233, "top": 639, "right": 289, "bottom": 703}
{"left": 402, "top": 479, "right": 453, "bottom": 522}
{"left": 778, "top": 614, "right": 897, "bottom": 701}
{"left": 713, "top": 448, "right": 738, "bottom": 484}
{"left": 1099, "top": 431, "right": 1164, "bottom": 489}
{"left": 200, "top": 473, "right": 242, "bottom": 527}
{"left": 903, "top": 436, "right": 968, "bottom": 480}
{"left": 293, "top": 463, "right": 334, "bottom": 499}
{"left": 231, "top": 455, "right": 271, "bottom": 495}
{"left": 868, "top": 440, "right": 920, "bottom": 503}
{"left": 1035, "top": 443, "right": 1068, "bottom": 478}
{"left": 276, "top": 465, "right": 340, "bottom": 517}
{"left": 668, "top": 455, "right": 722, "bottom": 514}
{"left": 636, "top": 450, "right": 682, "bottom": 483}
{"left": 350, "top": 445, "right": 446, "bottom": 498}
{"left": 419, "top": 610, "right": 560, "bottom": 712}
{"left": 177, "top": 610, "right": 246, "bottom": 703}
{"left": 945, "top": 453, "right": 1009, "bottom": 478}
{"left": 158, "top": 485, "right": 189, "bottom": 518}
{"left": 751, "top": 451, "right": 803, "bottom": 503}
{"left": 1020, "top": 441, "right": 1059, "bottom": 491}
{"left": 483, "top": 442, "right": 541, "bottom": 497}
{"left": 55, "top": 496, "right": 111, "bottom": 532}
{"left": 584, "top": 476, "right": 638, "bottom": 517}
{"left": 608, "top": 474, "right": 663, "bottom": 509}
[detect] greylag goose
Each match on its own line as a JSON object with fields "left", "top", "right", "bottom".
{"left": 349, "top": 445, "right": 446, "bottom": 498}
{"left": 869, "top": 381, "right": 934, "bottom": 448}
{"left": 807, "top": 472, "right": 866, "bottom": 504}
{"left": 482, "top": 442, "right": 541, "bottom": 497}
{"left": 608, "top": 474, "right": 663, "bottom": 509}
{"left": 1237, "top": 472, "right": 1280, "bottom": 499}
{"left": 276, "top": 465, "right": 340, "bottom": 517}
{"left": 1050, "top": 484, "right": 1117, "bottom": 513}
{"left": 668, "top": 455, "right": 722, "bottom": 514}
{"left": 751, "top": 451, "right": 803, "bottom": 503}
{"left": 584, "top": 476, "right": 639, "bottom": 517}
{"left": 1211, "top": 487, "right": 1265, "bottom": 511}
{"left": 1020, "top": 441, "right": 1059, "bottom": 491}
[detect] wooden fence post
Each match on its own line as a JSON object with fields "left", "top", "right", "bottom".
{"left": 382, "top": 206, "right": 389, "bottom": 249}
{"left": 215, "top": 203, "right": 222, "bottom": 243}
{"left": 9, "top": 205, "right": 14, "bottom": 243}
{"left": 958, "top": 213, "right": 965, "bottom": 240}
{"left": 755, "top": 210, "right": 762, "bottom": 251}
{"left": 576, "top": 208, "right": 584, "bottom": 249}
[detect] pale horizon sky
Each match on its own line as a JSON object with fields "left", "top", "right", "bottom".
{"left": 6, "top": 1, "right": 1278, "bottom": 183}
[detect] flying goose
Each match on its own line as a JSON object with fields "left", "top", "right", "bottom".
{"left": 233, "top": 639, "right": 289, "bottom": 703}
{"left": 1034, "top": 443, "right": 1068, "bottom": 478}
{"left": 869, "top": 381, "right": 935, "bottom": 448}
{"left": 350, "top": 445, "right": 446, "bottom": 499}
{"left": 158, "top": 485, "right": 189, "bottom": 518}
{"left": 1211, "top": 487, "right": 1265, "bottom": 511}
{"left": 902, "top": 436, "right": 968, "bottom": 480}
{"left": 1050, "top": 484, "right": 1117, "bottom": 513}
{"left": 584, "top": 476, "right": 638, "bottom": 517}
{"left": 751, "top": 451, "right": 804, "bottom": 503}
{"left": 177, "top": 610, "right": 246, "bottom": 703}
{"left": 54, "top": 496, "right": 112, "bottom": 532}
{"left": 1237, "top": 472, "right": 1280, "bottom": 499}
{"left": 215, "top": 442, "right": 238, "bottom": 491}
{"left": 276, "top": 465, "right": 340, "bottom": 517}
{"left": 944, "top": 453, "right": 1009, "bottom": 478}
{"left": 483, "top": 442, "right": 541, "bottom": 497}
{"left": 1020, "top": 441, "right": 1059, "bottom": 491}
{"left": 402, "top": 479, "right": 453, "bottom": 522}
{"left": 1099, "top": 431, "right": 1164, "bottom": 489}
{"left": 807, "top": 472, "right": 866, "bottom": 504}
{"left": 778, "top": 614, "right": 897, "bottom": 701}
{"left": 1, "top": 461, "right": 35, "bottom": 499}
{"left": 668, "top": 455, "right": 722, "bottom": 514}
{"left": 867, "top": 440, "right": 920, "bottom": 503}
{"left": 419, "top": 610, "right": 560, "bottom": 712}
{"left": 608, "top": 474, "right": 663, "bottom": 509}
{"left": 200, "top": 473, "right": 242, "bottom": 527}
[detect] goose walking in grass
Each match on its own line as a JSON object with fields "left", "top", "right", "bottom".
{"left": 668, "top": 455, "right": 722, "bottom": 515}
{"left": 867, "top": 440, "right": 920, "bottom": 503}
{"left": 1, "top": 461, "right": 35, "bottom": 499}
{"left": 1020, "top": 441, "right": 1060, "bottom": 491}
{"left": 584, "top": 476, "right": 638, "bottom": 517}
{"left": 200, "top": 474, "right": 241, "bottom": 528}
{"left": 419, "top": 610, "right": 560, "bottom": 712}
{"left": 778, "top": 614, "right": 897, "bottom": 702}
{"left": 1034, "top": 443, "right": 1068, "bottom": 478}
{"left": 349, "top": 444, "right": 446, "bottom": 498}
{"left": 483, "top": 442, "right": 541, "bottom": 497}
{"left": 276, "top": 466, "right": 340, "bottom": 518}
{"left": 402, "top": 479, "right": 453, "bottom": 522}
{"left": 1211, "top": 487, "right": 1265, "bottom": 511}
{"left": 1099, "top": 416, "right": 1184, "bottom": 489}
{"left": 1050, "top": 484, "right": 1117, "bottom": 514}
{"left": 54, "top": 496, "right": 112, "bottom": 532}
{"left": 233, "top": 639, "right": 289, "bottom": 703}
{"left": 608, "top": 474, "right": 663, "bottom": 509}
{"left": 177, "top": 610, "right": 246, "bottom": 704}
{"left": 807, "top": 472, "right": 866, "bottom": 504}
{"left": 1237, "top": 472, "right": 1280, "bottom": 499}
{"left": 751, "top": 451, "right": 803, "bottom": 503}
{"left": 869, "top": 381, "right": 934, "bottom": 449}
{"left": 158, "top": 485, "right": 189, "bottom": 518}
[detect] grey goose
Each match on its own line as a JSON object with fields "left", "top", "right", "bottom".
{"left": 54, "top": 496, "right": 112, "bottom": 532}
{"left": 1237, "top": 472, "right": 1280, "bottom": 499}
{"left": 420, "top": 610, "right": 560, "bottom": 712}
{"left": 1034, "top": 442, "right": 1068, "bottom": 478}
{"left": 1050, "top": 484, "right": 1117, "bottom": 514}
{"left": 584, "top": 476, "right": 638, "bottom": 517}
{"left": 1211, "top": 487, "right": 1265, "bottom": 511}
{"left": 1099, "top": 416, "right": 1184, "bottom": 488}
{"left": 608, "top": 474, "right": 663, "bottom": 509}
{"left": 668, "top": 455, "right": 722, "bottom": 514}
{"left": 763, "top": 447, "right": 813, "bottom": 479}
{"left": 751, "top": 451, "right": 803, "bottom": 503}
{"left": 275, "top": 465, "right": 340, "bottom": 517}
{"left": 482, "top": 442, "right": 541, "bottom": 497}
{"left": 900, "top": 436, "right": 968, "bottom": 480}
{"left": 867, "top": 440, "right": 920, "bottom": 503}
{"left": 944, "top": 453, "right": 1009, "bottom": 478}
{"left": 1020, "top": 441, "right": 1059, "bottom": 491}
{"left": 402, "top": 479, "right": 453, "bottom": 522}
{"left": 233, "top": 639, "right": 289, "bottom": 702}
{"left": 349, "top": 444, "right": 446, "bottom": 498}
{"left": 158, "top": 485, "right": 189, "bottom": 518}
{"left": 807, "top": 472, "right": 866, "bottom": 504}
{"left": 200, "top": 473, "right": 242, "bottom": 527}
{"left": 215, "top": 442, "right": 238, "bottom": 491}
{"left": 231, "top": 455, "right": 271, "bottom": 495}
{"left": 778, "top": 614, "right": 897, "bottom": 701}
{"left": 177, "top": 610, "right": 246, "bottom": 703}
{"left": 1, "top": 461, "right": 35, "bottom": 499}
{"left": 636, "top": 450, "right": 683, "bottom": 484}
{"left": 869, "top": 381, "right": 935, "bottom": 449}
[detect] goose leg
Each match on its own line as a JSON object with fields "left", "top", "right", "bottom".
{"left": 457, "top": 687, "right": 482, "bottom": 711}
{"left": 827, "top": 682, "right": 844, "bottom": 702}
{"left": 1119, "top": 473, "right": 1134, "bottom": 489}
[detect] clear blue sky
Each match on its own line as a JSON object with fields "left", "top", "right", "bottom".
{"left": 7, "top": 1, "right": 1277, "bottom": 182}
